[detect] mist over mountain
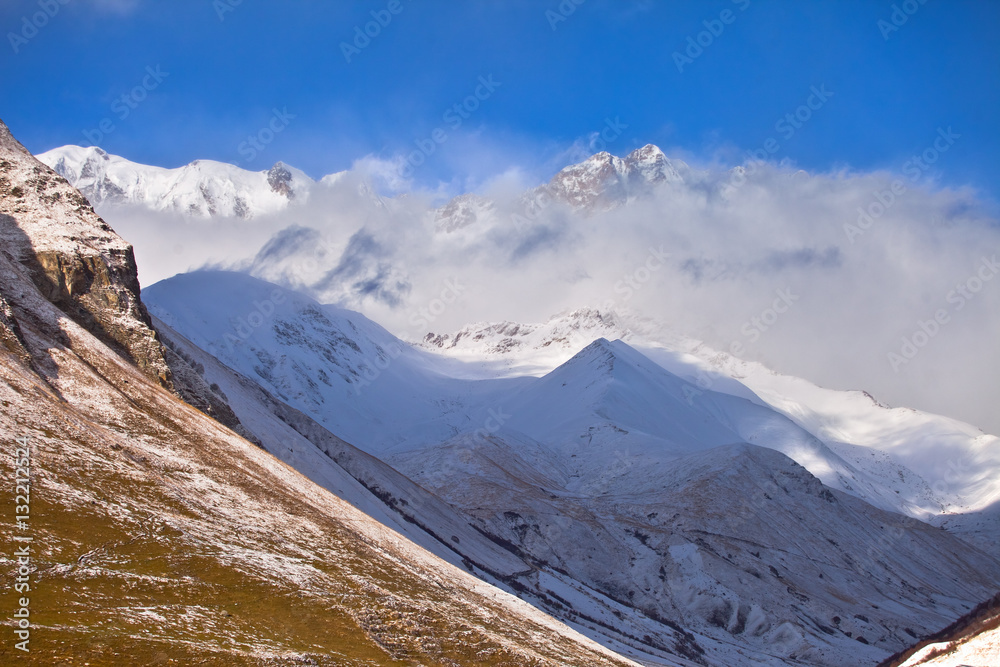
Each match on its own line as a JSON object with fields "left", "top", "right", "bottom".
{"left": 4, "top": 97, "right": 998, "bottom": 667}
{"left": 39, "top": 141, "right": 1000, "bottom": 438}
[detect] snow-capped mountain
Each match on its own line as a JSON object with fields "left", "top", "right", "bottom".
{"left": 539, "top": 143, "right": 688, "bottom": 210}
{"left": 145, "top": 269, "right": 1000, "bottom": 666}
{"left": 38, "top": 144, "right": 315, "bottom": 218}
{"left": 2, "top": 118, "right": 640, "bottom": 665}
{"left": 420, "top": 309, "right": 1000, "bottom": 549}
{"left": 25, "top": 131, "right": 1000, "bottom": 665}
{"left": 433, "top": 144, "right": 691, "bottom": 232}
{"left": 421, "top": 308, "right": 634, "bottom": 371}
{"left": 151, "top": 313, "right": 743, "bottom": 665}
{"left": 38, "top": 142, "right": 693, "bottom": 233}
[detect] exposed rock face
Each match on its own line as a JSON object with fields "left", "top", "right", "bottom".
{"left": 422, "top": 308, "right": 629, "bottom": 355}
{"left": 0, "top": 291, "right": 28, "bottom": 360}
{"left": 539, "top": 144, "right": 688, "bottom": 210}
{"left": 434, "top": 193, "right": 496, "bottom": 232}
{"left": 0, "top": 118, "right": 171, "bottom": 386}
{"left": 153, "top": 315, "right": 259, "bottom": 443}
{"left": 266, "top": 162, "right": 295, "bottom": 199}
{"left": 45, "top": 145, "right": 129, "bottom": 206}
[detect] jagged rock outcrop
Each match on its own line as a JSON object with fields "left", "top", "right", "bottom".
{"left": 0, "top": 118, "right": 171, "bottom": 386}
{"left": 536, "top": 144, "right": 688, "bottom": 211}
{"left": 432, "top": 145, "right": 691, "bottom": 232}
{"left": 0, "top": 291, "right": 28, "bottom": 360}
{"left": 266, "top": 161, "right": 295, "bottom": 199}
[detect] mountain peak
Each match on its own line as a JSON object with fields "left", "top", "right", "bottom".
{"left": 586, "top": 150, "right": 615, "bottom": 163}
{"left": 565, "top": 336, "right": 641, "bottom": 370}
{"left": 267, "top": 161, "right": 295, "bottom": 198}
{"left": 582, "top": 335, "right": 614, "bottom": 351}
{"left": 571, "top": 336, "right": 621, "bottom": 366}
{"left": 626, "top": 143, "right": 665, "bottom": 160}
{"left": 537, "top": 144, "right": 687, "bottom": 212}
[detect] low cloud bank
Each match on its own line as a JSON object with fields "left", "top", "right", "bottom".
{"left": 105, "top": 155, "right": 1000, "bottom": 435}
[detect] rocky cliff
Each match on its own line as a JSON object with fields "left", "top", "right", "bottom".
{"left": 0, "top": 118, "right": 171, "bottom": 386}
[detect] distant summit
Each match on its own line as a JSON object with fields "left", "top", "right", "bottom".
{"left": 39, "top": 144, "right": 314, "bottom": 218}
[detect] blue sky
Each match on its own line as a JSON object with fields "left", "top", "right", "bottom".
{"left": 1, "top": 0, "right": 998, "bottom": 197}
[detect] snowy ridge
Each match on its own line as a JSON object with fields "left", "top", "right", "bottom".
{"left": 433, "top": 144, "right": 692, "bottom": 231}
{"left": 1, "top": 126, "right": 131, "bottom": 256}
{"left": 421, "top": 308, "right": 635, "bottom": 373}
{"left": 419, "top": 308, "right": 1000, "bottom": 547}
{"left": 38, "top": 145, "right": 314, "bottom": 218}
{"left": 434, "top": 193, "right": 496, "bottom": 232}
{"left": 541, "top": 144, "right": 688, "bottom": 210}
{"left": 37, "top": 142, "right": 695, "bottom": 232}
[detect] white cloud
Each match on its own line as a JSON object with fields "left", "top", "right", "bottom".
{"left": 102, "top": 154, "right": 1000, "bottom": 437}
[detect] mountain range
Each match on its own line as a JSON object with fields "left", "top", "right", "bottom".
{"left": 3, "top": 123, "right": 997, "bottom": 665}
{"left": 38, "top": 141, "right": 697, "bottom": 226}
